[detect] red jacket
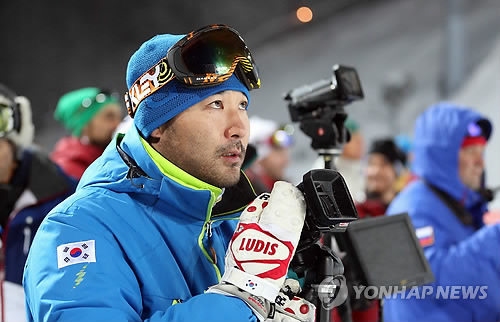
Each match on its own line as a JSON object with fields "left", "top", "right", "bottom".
{"left": 51, "top": 137, "right": 105, "bottom": 179}
{"left": 356, "top": 199, "right": 388, "bottom": 219}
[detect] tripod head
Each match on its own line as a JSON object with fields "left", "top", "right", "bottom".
{"left": 284, "top": 65, "right": 363, "bottom": 154}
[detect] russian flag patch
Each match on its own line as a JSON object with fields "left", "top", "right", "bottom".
{"left": 57, "top": 240, "right": 96, "bottom": 269}
{"left": 415, "top": 226, "right": 435, "bottom": 248}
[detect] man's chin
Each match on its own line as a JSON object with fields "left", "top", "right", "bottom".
{"left": 223, "top": 168, "right": 242, "bottom": 188}
{"left": 203, "top": 167, "right": 241, "bottom": 188}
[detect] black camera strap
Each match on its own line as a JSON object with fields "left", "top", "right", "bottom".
{"left": 424, "top": 181, "right": 475, "bottom": 228}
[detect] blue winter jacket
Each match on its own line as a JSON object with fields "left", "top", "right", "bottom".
{"left": 23, "top": 125, "right": 258, "bottom": 322}
{"left": 3, "top": 148, "right": 76, "bottom": 285}
{"left": 383, "top": 103, "right": 500, "bottom": 322}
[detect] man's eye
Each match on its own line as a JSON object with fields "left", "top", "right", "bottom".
{"left": 209, "top": 100, "right": 223, "bottom": 109}
{"left": 239, "top": 101, "right": 248, "bottom": 110}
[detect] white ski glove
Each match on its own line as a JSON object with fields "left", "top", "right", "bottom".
{"left": 270, "top": 279, "right": 316, "bottom": 322}
{"left": 208, "top": 181, "right": 306, "bottom": 321}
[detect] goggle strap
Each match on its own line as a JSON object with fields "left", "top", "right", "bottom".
{"left": 125, "top": 58, "right": 175, "bottom": 118}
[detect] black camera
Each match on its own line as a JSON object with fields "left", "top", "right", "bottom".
{"left": 285, "top": 66, "right": 364, "bottom": 320}
{"left": 284, "top": 65, "right": 364, "bottom": 151}
{"left": 298, "top": 169, "right": 358, "bottom": 242}
{"left": 290, "top": 169, "right": 358, "bottom": 277}
{"left": 284, "top": 65, "right": 364, "bottom": 256}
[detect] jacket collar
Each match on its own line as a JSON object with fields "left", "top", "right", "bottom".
{"left": 118, "top": 125, "right": 256, "bottom": 220}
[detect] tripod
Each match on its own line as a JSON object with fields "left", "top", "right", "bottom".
{"left": 323, "top": 151, "right": 354, "bottom": 322}
{"left": 292, "top": 149, "right": 352, "bottom": 322}
{"left": 284, "top": 63, "right": 364, "bottom": 322}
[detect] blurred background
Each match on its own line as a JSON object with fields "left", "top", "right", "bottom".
{"left": 1, "top": 0, "right": 499, "bottom": 198}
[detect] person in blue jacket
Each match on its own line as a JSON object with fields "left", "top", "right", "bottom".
{"left": 23, "top": 25, "right": 315, "bottom": 322}
{"left": 383, "top": 102, "right": 500, "bottom": 322}
{"left": 0, "top": 83, "right": 77, "bottom": 321}
{"left": 0, "top": 83, "right": 77, "bottom": 285}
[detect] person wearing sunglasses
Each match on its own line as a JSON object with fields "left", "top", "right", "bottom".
{"left": 51, "top": 87, "right": 123, "bottom": 180}
{"left": 24, "top": 25, "right": 314, "bottom": 322}
{"left": 0, "top": 83, "right": 77, "bottom": 321}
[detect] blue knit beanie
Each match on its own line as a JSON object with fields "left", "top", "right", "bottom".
{"left": 126, "top": 33, "right": 250, "bottom": 138}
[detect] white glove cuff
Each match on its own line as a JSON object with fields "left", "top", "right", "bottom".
{"left": 222, "top": 267, "right": 281, "bottom": 302}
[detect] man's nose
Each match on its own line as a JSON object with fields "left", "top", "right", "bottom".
{"left": 225, "top": 109, "right": 248, "bottom": 139}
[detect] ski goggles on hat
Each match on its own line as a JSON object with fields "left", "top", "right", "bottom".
{"left": 125, "top": 24, "right": 261, "bottom": 118}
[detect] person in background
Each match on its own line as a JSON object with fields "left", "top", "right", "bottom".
{"left": 393, "top": 134, "right": 417, "bottom": 192}
{"left": 0, "top": 83, "right": 76, "bottom": 321}
{"left": 383, "top": 102, "right": 500, "bottom": 322}
{"left": 357, "top": 138, "right": 407, "bottom": 219}
{"left": 51, "top": 87, "right": 122, "bottom": 179}
{"left": 23, "top": 24, "right": 314, "bottom": 322}
{"left": 244, "top": 116, "right": 294, "bottom": 194}
{"left": 313, "top": 118, "right": 366, "bottom": 202}
{"left": 336, "top": 138, "right": 407, "bottom": 322}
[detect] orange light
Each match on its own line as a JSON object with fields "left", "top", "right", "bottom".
{"left": 296, "top": 6, "right": 313, "bottom": 23}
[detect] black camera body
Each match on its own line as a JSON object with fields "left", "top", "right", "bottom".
{"left": 298, "top": 170, "right": 358, "bottom": 239}
{"left": 290, "top": 169, "right": 358, "bottom": 278}
{"left": 284, "top": 65, "right": 364, "bottom": 254}
{"left": 285, "top": 65, "right": 364, "bottom": 151}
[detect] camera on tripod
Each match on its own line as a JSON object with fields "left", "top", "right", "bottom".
{"left": 285, "top": 64, "right": 364, "bottom": 250}
{"left": 283, "top": 66, "right": 364, "bottom": 320}
{"left": 284, "top": 64, "right": 364, "bottom": 152}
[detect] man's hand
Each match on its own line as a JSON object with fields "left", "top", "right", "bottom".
{"left": 208, "top": 181, "right": 306, "bottom": 321}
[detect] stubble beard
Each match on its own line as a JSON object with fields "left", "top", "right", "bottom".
{"left": 161, "top": 139, "right": 247, "bottom": 188}
{"left": 206, "top": 140, "right": 247, "bottom": 188}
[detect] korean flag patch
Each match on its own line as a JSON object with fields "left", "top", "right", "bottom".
{"left": 57, "top": 240, "right": 96, "bottom": 269}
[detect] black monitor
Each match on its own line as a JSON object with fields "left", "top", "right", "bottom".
{"left": 341, "top": 213, "right": 434, "bottom": 289}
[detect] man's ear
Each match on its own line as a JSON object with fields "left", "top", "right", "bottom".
{"left": 150, "top": 127, "right": 162, "bottom": 139}
{"left": 148, "top": 128, "right": 162, "bottom": 145}
{"left": 148, "top": 121, "right": 172, "bottom": 144}
{"left": 148, "top": 124, "right": 168, "bottom": 144}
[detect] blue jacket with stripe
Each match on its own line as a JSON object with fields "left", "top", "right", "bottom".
{"left": 23, "top": 125, "right": 258, "bottom": 322}
{"left": 383, "top": 103, "right": 500, "bottom": 322}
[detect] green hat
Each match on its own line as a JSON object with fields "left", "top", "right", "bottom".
{"left": 54, "top": 87, "right": 120, "bottom": 136}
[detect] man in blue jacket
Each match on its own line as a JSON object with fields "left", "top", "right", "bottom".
{"left": 1, "top": 84, "right": 76, "bottom": 320}
{"left": 23, "top": 25, "right": 315, "bottom": 322}
{"left": 383, "top": 103, "right": 500, "bottom": 322}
